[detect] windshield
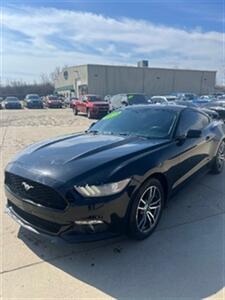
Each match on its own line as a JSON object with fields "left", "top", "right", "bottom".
{"left": 49, "top": 96, "right": 58, "bottom": 100}
{"left": 5, "top": 97, "right": 19, "bottom": 102}
{"left": 183, "top": 94, "right": 197, "bottom": 100}
{"left": 27, "top": 95, "right": 40, "bottom": 100}
{"left": 127, "top": 94, "right": 148, "bottom": 104}
{"left": 88, "top": 96, "right": 102, "bottom": 102}
{"left": 89, "top": 107, "right": 178, "bottom": 139}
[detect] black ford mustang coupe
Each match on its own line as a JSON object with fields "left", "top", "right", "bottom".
{"left": 5, "top": 105, "right": 225, "bottom": 242}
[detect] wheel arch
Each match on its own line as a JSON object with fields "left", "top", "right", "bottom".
{"left": 149, "top": 173, "right": 169, "bottom": 201}
{"left": 128, "top": 172, "right": 169, "bottom": 214}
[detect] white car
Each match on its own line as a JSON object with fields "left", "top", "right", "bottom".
{"left": 150, "top": 96, "right": 169, "bottom": 105}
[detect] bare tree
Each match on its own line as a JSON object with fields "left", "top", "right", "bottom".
{"left": 50, "top": 66, "right": 61, "bottom": 83}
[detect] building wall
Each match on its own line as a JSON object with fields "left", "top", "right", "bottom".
{"left": 143, "top": 68, "right": 174, "bottom": 95}
{"left": 88, "top": 65, "right": 145, "bottom": 96}
{"left": 87, "top": 65, "right": 216, "bottom": 97}
{"left": 54, "top": 65, "right": 88, "bottom": 96}
{"left": 55, "top": 64, "right": 216, "bottom": 97}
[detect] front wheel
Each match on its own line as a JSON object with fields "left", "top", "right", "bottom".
{"left": 211, "top": 140, "right": 225, "bottom": 174}
{"left": 128, "top": 178, "right": 164, "bottom": 240}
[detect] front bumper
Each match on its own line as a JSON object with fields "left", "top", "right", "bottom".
{"left": 5, "top": 104, "right": 22, "bottom": 109}
{"left": 5, "top": 183, "right": 130, "bottom": 242}
{"left": 48, "top": 103, "right": 62, "bottom": 108}
{"left": 90, "top": 106, "right": 109, "bottom": 115}
{"left": 27, "top": 102, "right": 43, "bottom": 108}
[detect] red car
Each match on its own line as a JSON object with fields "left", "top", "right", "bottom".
{"left": 46, "top": 96, "right": 63, "bottom": 108}
{"left": 70, "top": 97, "right": 78, "bottom": 108}
{"left": 72, "top": 94, "right": 109, "bottom": 119}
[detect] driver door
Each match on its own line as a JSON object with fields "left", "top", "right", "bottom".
{"left": 170, "top": 109, "right": 213, "bottom": 189}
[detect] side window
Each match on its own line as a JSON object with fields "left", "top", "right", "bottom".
{"left": 176, "top": 109, "right": 210, "bottom": 136}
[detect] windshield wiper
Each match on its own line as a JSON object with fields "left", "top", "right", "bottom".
{"left": 118, "top": 133, "right": 130, "bottom": 136}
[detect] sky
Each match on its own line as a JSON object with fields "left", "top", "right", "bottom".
{"left": 1, "top": 0, "right": 225, "bottom": 85}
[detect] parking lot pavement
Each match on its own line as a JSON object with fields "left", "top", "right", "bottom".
{"left": 0, "top": 109, "right": 224, "bottom": 299}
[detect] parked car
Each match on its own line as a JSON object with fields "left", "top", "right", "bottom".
{"left": 164, "top": 95, "right": 177, "bottom": 102}
{"left": 68, "top": 97, "right": 78, "bottom": 108}
{"left": 64, "top": 97, "right": 71, "bottom": 107}
{"left": 109, "top": 93, "right": 148, "bottom": 111}
{"left": 212, "top": 92, "right": 224, "bottom": 98}
{"left": 45, "top": 96, "right": 63, "bottom": 108}
{"left": 203, "top": 100, "right": 225, "bottom": 121}
{"left": 5, "top": 105, "right": 225, "bottom": 242}
{"left": 200, "top": 95, "right": 214, "bottom": 100}
{"left": 192, "top": 97, "right": 214, "bottom": 106}
{"left": 217, "top": 95, "right": 225, "bottom": 101}
{"left": 25, "top": 94, "right": 43, "bottom": 109}
{"left": 3, "top": 97, "right": 23, "bottom": 109}
{"left": 171, "top": 92, "right": 197, "bottom": 101}
{"left": 0, "top": 97, "right": 3, "bottom": 109}
{"left": 72, "top": 94, "right": 109, "bottom": 119}
{"left": 201, "top": 108, "right": 220, "bottom": 120}
{"left": 104, "top": 95, "right": 111, "bottom": 102}
{"left": 151, "top": 96, "right": 169, "bottom": 105}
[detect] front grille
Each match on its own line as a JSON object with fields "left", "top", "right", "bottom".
{"left": 95, "top": 106, "right": 108, "bottom": 112}
{"left": 5, "top": 172, "right": 67, "bottom": 210}
{"left": 8, "top": 200, "right": 62, "bottom": 234}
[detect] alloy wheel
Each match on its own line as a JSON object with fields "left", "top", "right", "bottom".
{"left": 217, "top": 141, "right": 225, "bottom": 169}
{"left": 136, "top": 185, "right": 162, "bottom": 233}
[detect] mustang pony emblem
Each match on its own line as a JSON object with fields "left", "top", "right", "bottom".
{"left": 22, "top": 182, "right": 34, "bottom": 191}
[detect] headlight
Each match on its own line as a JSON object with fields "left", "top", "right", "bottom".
{"left": 74, "top": 178, "right": 131, "bottom": 197}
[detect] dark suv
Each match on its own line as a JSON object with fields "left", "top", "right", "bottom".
{"left": 25, "top": 94, "right": 43, "bottom": 109}
{"left": 109, "top": 93, "right": 149, "bottom": 111}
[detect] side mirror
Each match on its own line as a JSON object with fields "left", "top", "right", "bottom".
{"left": 121, "top": 101, "right": 128, "bottom": 106}
{"left": 187, "top": 129, "right": 202, "bottom": 138}
{"left": 175, "top": 134, "right": 186, "bottom": 145}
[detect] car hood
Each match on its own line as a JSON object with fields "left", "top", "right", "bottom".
{"left": 6, "top": 133, "right": 170, "bottom": 185}
{"left": 28, "top": 99, "right": 42, "bottom": 102}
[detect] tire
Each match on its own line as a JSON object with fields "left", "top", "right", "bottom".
{"left": 211, "top": 140, "right": 225, "bottom": 174}
{"left": 128, "top": 178, "right": 165, "bottom": 240}
{"left": 73, "top": 108, "right": 78, "bottom": 115}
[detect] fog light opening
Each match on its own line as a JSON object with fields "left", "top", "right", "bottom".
{"left": 74, "top": 220, "right": 104, "bottom": 225}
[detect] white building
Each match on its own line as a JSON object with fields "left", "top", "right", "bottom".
{"left": 54, "top": 62, "right": 216, "bottom": 97}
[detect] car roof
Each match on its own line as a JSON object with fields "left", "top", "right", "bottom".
{"left": 123, "top": 104, "right": 185, "bottom": 112}
{"left": 124, "top": 104, "right": 211, "bottom": 115}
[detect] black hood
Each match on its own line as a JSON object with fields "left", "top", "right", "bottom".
{"left": 6, "top": 133, "right": 170, "bottom": 185}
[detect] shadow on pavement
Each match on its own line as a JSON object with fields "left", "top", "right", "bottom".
{"left": 18, "top": 171, "right": 225, "bottom": 299}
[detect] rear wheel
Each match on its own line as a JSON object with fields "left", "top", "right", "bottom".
{"left": 211, "top": 140, "right": 225, "bottom": 174}
{"left": 129, "top": 178, "right": 164, "bottom": 240}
